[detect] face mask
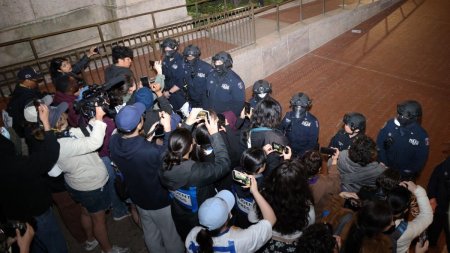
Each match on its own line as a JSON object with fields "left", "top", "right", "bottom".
{"left": 257, "top": 93, "right": 267, "bottom": 99}
{"left": 1, "top": 127, "right": 11, "bottom": 140}
{"left": 215, "top": 65, "right": 227, "bottom": 75}
{"left": 165, "top": 49, "right": 176, "bottom": 58}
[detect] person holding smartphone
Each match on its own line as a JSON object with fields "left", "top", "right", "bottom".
{"left": 49, "top": 46, "right": 98, "bottom": 84}
{"left": 159, "top": 109, "right": 231, "bottom": 240}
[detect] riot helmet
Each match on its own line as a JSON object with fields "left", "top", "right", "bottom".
{"left": 397, "top": 100, "right": 422, "bottom": 126}
{"left": 212, "top": 52, "right": 233, "bottom": 75}
{"left": 343, "top": 112, "right": 366, "bottom": 133}
{"left": 290, "top": 92, "right": 311, "bottom": 119}
{"left": 290, "top": 92, "right": 311, "bottom": 108}
{"left": 183, "top": 45, "right": 201, "bottom": 59}
{"left": 161, "top": 38, "right": 179, "bottom": 58}
{"left": 253, "top": 80, "right": 272, "bottom": 95}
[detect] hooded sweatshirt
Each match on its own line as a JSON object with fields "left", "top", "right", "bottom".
{"left": 335, "top": 150, "right": 386, "bottom": 192}
{"left": 109, "top": 133, "right": 170, "bottom": 210}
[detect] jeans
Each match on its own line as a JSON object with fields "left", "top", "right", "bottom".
{"left": 137, "top": 205, "right": 184, "bottom": 253}
{"left": 101, "top": 156, "right": 129, "bottom": 218}
{"left": 31, "top": 207, "right": 68, "bottom": 253}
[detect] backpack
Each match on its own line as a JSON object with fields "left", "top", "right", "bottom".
{"left": 317, "top": 193, "right": 355, "bottom": 242}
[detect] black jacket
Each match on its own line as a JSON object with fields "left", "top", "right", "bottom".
{"left": 0, "top": 131, "right": 60, "bottom": 220}
{"left": 159, "top": 132, "right": 230, "bottom": 238}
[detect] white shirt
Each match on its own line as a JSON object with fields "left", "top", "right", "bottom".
{"left": 185, "top": 220, "right": 272, "bottom": 253}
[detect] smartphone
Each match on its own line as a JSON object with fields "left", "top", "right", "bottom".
{"left": 196, "top": 110, "right": 210, "bottom": 121}
{"left": 93, "top": 46, "right": 100, "bottom": 53}
{"left": 232, "top": 170, "right": 251, "bottom": 186}
{"left": 320, "top": 147, "right": 336, "bottom": 156}
{"left": 418, "top": 230, "right": 428, "bottom": 246}
{"left": 140, "top": 76, "right": 150, "bottom": 88}
{"left": 244, "top": 102, "right": 251, "bottom": 114}
{"left": 272, "top": 142, "right": 286, "bottom": 153}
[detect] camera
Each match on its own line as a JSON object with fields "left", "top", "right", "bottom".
{"left": 74, "top": 76, "right": 125, "bottom": 119}
{"left": 0, "top": 220, "right": 27, "bottom": 247}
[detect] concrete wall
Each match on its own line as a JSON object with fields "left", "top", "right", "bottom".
{"left": 0, "top": 0, "right": 188, "bottom": 66}
{"left": 231, "top": 0, "right": 401, "bottom": 87}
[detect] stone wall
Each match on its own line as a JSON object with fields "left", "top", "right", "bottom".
{"left": 231, "top": 0, "right": 401, "bottom": 87}
{"left": 0, "top": 0, "right": 189, "bottom": 67}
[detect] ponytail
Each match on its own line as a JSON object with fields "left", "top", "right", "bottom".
{"left": 163, "top": 128, "right": 193, "bottom": 171}
{"left": 196, "top": 227, "right": 222, "bottom": 253}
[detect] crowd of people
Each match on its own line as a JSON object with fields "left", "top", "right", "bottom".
{"left": 0, "top": 38, "right": 448, "bottom": 253}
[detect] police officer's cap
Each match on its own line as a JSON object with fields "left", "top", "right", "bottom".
{"left": 183, "top": 45, "right": 201, "bottom": 58}
{"left": 343, "top": 112, "right": 366, "bottom": 132}
{"left": 397, "top": 100, "right": 422, "bottom": 119}
{"left": 290, "top": 92, "right": 311, "bottom": 107}
{"left": 161, "top": 38, "right": 179, "bottom": 50}
{"left": 253, "top": 80, "right": 272, "bottom": 94}
{"left": 212, "top": 51, "right": 233, "bottom": 69}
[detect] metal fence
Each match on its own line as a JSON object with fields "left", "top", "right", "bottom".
{"left": 0, "top": 2, "right": 256, "bottom": 99}
{"left": 0, "top": 0, "right": 368, "bottom": 99}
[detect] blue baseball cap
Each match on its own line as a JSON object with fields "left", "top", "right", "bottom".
{"left": 115, "top": 102, "right": 146, "bottom": 132}
{"left": 198, "top": 190, "right": 235, "bottom": 230}
{"left": 135, "top": 87, "right": 154, "bottom": 110}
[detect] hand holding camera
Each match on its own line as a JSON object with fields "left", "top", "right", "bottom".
{"left": 159, "top": 111, "right": 171, "bottom": 132}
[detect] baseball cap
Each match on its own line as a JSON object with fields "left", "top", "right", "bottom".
{"left": 134, "top": 87, "right": 154, "bottom": 110}
{"left": 115, "top": 102, "right": 146, "bottom": 132}
{"left": 198, "top": 190, "right": 235, "bottom": 230}
{"left": 24, "top": 102, "right": 68, "bottom": 128}
{"left": 17, "top": 66, "right": 43, "bottom": 81}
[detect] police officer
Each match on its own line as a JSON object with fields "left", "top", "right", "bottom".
{"left": 249, "top": 80, "right": 272, "bottom": 109}
{"left": 182, "top": 45, "right": 213, "bottom": 108}
{"left": 161, "top": 38, "right": 186, "bottom": 111}
{"left": 279, "top": 92, "right": 319, "bottom": 157}
{"left": 376, "top": 100, "right": 429, "bottom": 179}
{"left": 329, "top": 112, "right": 366, "bottom": 151}
{"left": 205, "top": 51, "right": 245, "bottom": 117}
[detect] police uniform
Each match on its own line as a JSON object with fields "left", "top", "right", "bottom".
{"left": 182, "top": 59, "right": 213, "bottom": 108}
{"left": 376, "top": 118, "right": 429, "bottom": 178}
{"left": 205, "top": 70, "right": 245, "bottom": 116}
{"left": 162, "top": 52, "right": 186, "bottom": 111}
{"left": 329, "top": 130, "right": 363, "bottom": 151}
{"left": 280, "top": 111, "right": 319, "bottom": 156}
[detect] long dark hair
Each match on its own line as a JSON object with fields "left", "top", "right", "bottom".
{"left": 344, "top": 200, "right": 393, "bottom": 253}
{"left": 258, "top": 160, "right": 313, "bottom": 234}
{"left": 163, "top": 128, "right": 193, "bottom": 170}
{"left": 49, "top": 57, "right": 68, "bottom": 80}
{"left": 240, "top": 147, "right": 266, "bottom": 175}
{"left": 249, "top": 97, "right": 282, "bottom": 130}
{"left": 191, "top": 124, "right": 212, "bottom": 162}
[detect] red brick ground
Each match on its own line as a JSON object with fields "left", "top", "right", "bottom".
{"left": 255, "top": 0, "right": 450, "bottom": 189}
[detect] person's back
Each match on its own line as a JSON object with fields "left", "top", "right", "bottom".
{"left": 336, "top": 135, "right": 386, "bottom": 192}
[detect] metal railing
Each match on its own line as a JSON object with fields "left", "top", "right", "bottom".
{"left": 0, "top": 2, "right": 256, "bottom": 98}
{"left": 0, "top": 0, "right": 369, "bottom": 99}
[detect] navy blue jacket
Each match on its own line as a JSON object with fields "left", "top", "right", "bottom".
{"left": 376, "top": 118, "right": 429, "bottom": 175}
{"left": 280, "top": 111, "right": 319, "bottom": 156}
{"left": 427, "top": 157, "right": 450, "bottom": 211}
{"left": 182, "top": 59, "right": 213, "bottom": 107}
{"left": 205, "top": 69, "right": 245, "bottom": 116}
{"left": 162, "top": 52, "right": 186, "bottom": 110}
{"left": 329, "top": 130, "right": 364, "bottom": 151}
{"left": 109, "top": 133, "right": 171, "bottom": 210}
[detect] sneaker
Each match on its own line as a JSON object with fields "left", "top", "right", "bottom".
{"left": 102, "top": 245, "right": 130, "bottom": 253}
{"left": 113, "top": 212, "right": 131, "bottom": 221}
{"left": 83, "top": 239, "right": 99, "bottom": 251}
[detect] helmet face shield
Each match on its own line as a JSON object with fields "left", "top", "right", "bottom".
{"left": 161, "top": 38, "right": 179, "bottom": 57}
{"left": 253, "top": 80, "right": 272, "bottom": 95}
{"left": 343, "top": 112, "right": 366, "bottom": 132}
{"left": 212, "top": 52, "right": 233, "bottom": 70}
